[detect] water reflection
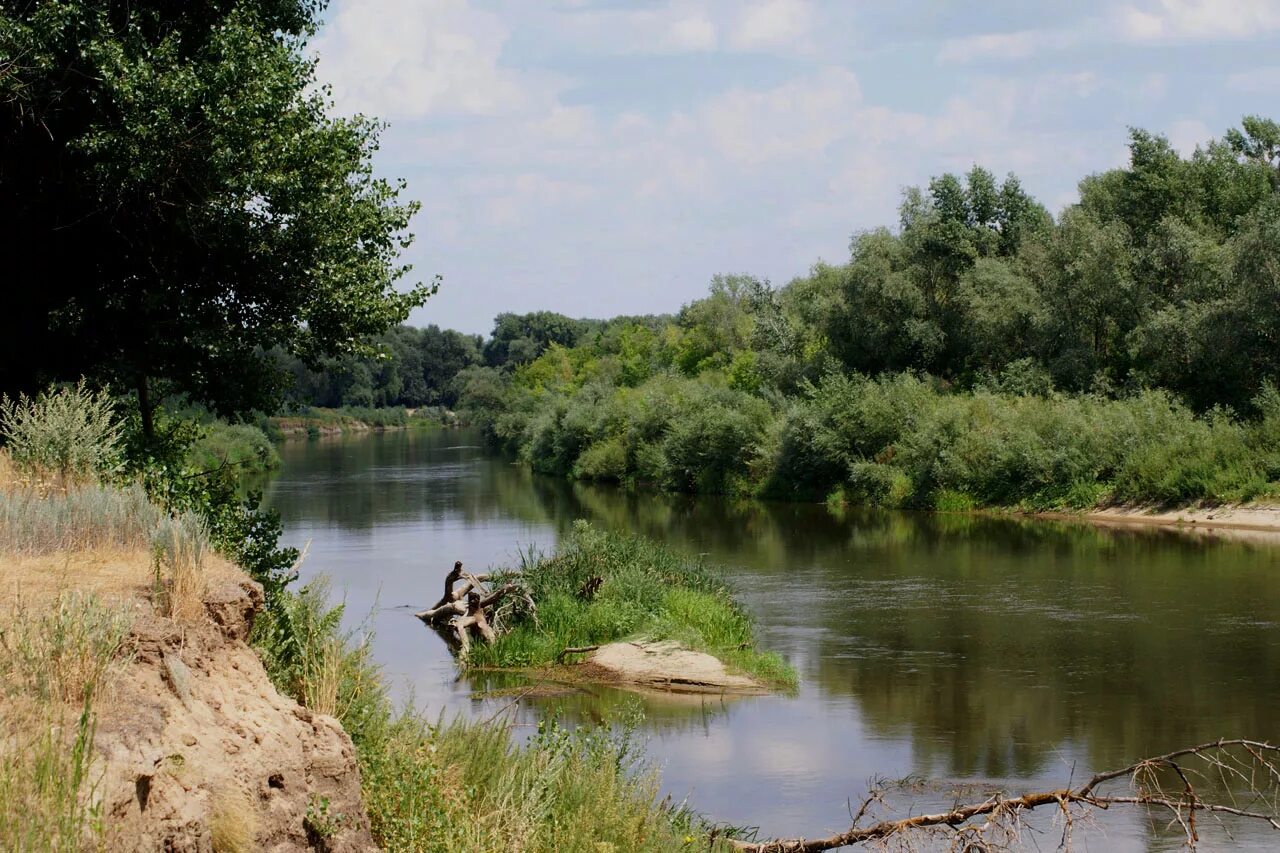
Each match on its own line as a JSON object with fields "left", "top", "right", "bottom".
{"left": 265, "top": 430, "right": 1280, "bottom": 849}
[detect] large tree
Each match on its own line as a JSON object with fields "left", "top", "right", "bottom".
{"left": 0, "top": 0, "right": 429, "bottom": 433}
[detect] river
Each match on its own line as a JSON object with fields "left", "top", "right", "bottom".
{"left": 263, "top": 429, "right": 1280, "bottom": 851}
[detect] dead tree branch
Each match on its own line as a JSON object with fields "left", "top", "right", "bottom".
{"left": 731, "top": 739, "right": 1280, "bottom": 852}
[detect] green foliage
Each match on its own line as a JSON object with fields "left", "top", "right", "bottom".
{"left": 458, "top": 117, "right": 1280, "bottom": 512}
{"left": 1, "top": 0, "right": 429, "bottom": 422}
{"left": 0, "top": 380, "right": 123, "bottom": 486}
{"left": 255, "top": 574, "right": 730, "bottom": 852}
{"left": 467, "top": 523, "right": 796, "bottom": 690}
{"left": 189, "top": 422, "right": 280, "bottom": 477}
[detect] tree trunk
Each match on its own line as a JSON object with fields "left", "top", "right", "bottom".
{"left": 137, "top": 374, "right": 154, "bottom": 441}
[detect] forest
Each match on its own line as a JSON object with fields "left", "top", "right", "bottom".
{"left": 305, "top": 117, "right": 1280, "bottom": 511}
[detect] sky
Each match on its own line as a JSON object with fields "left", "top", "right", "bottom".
{"left": 310, "top": 0, "right": 1280, "bottom": 334}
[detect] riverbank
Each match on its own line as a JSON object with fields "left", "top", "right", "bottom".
{"left": 268, "top": 405, "right": 456, "bottom": 440}
{"left": 0, "top": 472, "right": 731, "bottom": 850}
{"left": 1027, "top": 502, "right": 1280, "bottom": 544}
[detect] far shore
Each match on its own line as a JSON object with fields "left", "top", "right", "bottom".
{"left": 1033, "top": 503, "right": 1280, "bottom": 543}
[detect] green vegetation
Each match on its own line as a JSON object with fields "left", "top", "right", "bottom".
{"left": 456, "top": 118, "right": 1280, "bottom": 511}
{"left": 1, "top": 381, "right": 123, "bottom": 488}
{"left": 276, "top": 325, "right": 484, "bottom": 410}
{"left": 466, "top": 522, "right": 796, "bottom": 690}
{"left": 269, "top": 405, "right": 450, "bottom": 439}
{"left": 1, "top": 0, "right": 429, "bottom": 435}
{"left": 189, "top": 421, "right": 280, "bottom": 477}
{"left": 256, "top": 577, "right": 731, "bottom": 852}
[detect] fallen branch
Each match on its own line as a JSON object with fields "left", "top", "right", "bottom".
{"left": 731, "top": 739, "right": 1280, "bottom": 852}
{"left": 555, "top": 645, "right": 599, "bottom": 664}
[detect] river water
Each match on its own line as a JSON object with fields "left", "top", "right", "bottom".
{"left": 263, "top": 429, "right": 1280, "bottom": 851}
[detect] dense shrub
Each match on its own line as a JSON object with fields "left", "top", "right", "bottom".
{"left": 0, "top": 380, "right": 122, "bottom": 486}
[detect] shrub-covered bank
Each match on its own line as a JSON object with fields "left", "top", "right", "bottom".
{"left": 455, "top": 116, "right": 1280, "bottom": 513}
{"left": 463, "top": 364, "right": 1280, "bottom": 512}
{"left": 464, "top": 521, "right": 796, "bottom": 690}
{"left": 267, "top": 405, "right": 453, "bottom": 439}
{"left": 0, "top": 383, "right": 743, "bottom": 851}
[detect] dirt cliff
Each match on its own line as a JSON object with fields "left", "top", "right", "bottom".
{"left": 12, "top": 552, "right": 379, "bottom": 852}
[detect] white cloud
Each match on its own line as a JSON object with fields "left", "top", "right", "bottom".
{"left": 666, "top": 14, "right": 719, "bottom": 51}
{"left": 937, "top": 29, "right": 1079, "bottom": 64}
{"left": 1226, "top": 65, "right": 1280, "bottom": 92}
{"left": 730, "top": 0, "right": 814, "bottom": 51}
{"left": 1167, "top": 118, "right": 1213, "bottom": 155}
{"left": 703, "top": 67, "right": 863, "bottom": 165}
{"left": 313, "top": 0, "right": 555, "bottom": 120}
{"left": 940, "top": 0, "right": 1280, "bottom": 64}
{"left": 1113, "top": 0, "right": 1280, "bottom": 42}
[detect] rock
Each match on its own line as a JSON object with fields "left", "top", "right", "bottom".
{"left": 584, "top": 640, "right": 767, "bottom": 694}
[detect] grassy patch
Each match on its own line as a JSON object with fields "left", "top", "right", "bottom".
{"left": 0, "top": 591, "right": 131, "bottom": 851}
{"left": 465, "top": 522, "right": 796, "bottom": 691}
{"left": 0, "top": 483, "right": 161, "bottom": 555}
{"left": 256, "top": 578, "right": 737, "bottom": 852}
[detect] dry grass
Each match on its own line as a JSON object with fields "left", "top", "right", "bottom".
{"left": 0, "top": 483, "right": 162, "bottom": 556}
{"left": 210, "top": 783, "right": 259, "bottom": 853}
{"left": 152, "top": 513, "right": 210, "bottom": 624}
{"left": 0, "top": 591, "right": 132, "bottom": 851}
{"left": 301, "top": 637, "right": 343, "bottom": 718}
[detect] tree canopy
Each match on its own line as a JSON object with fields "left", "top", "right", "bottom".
{"left": 0, "top": 0, "right": 429, "bottom": 430}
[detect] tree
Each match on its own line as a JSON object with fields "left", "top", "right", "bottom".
{"left": 482, "top": 312, "right": 590, "bottom": 368}
{"left": 0, "top": 1, "right": 430, "bottom": 434}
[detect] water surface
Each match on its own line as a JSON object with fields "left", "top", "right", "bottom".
{"left": 264, "top": 429, "right": 1280, "bottom": 850}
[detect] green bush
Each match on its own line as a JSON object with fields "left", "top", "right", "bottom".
{"left": 0, "top": 380, "right": 122, "bottom": 486}
{"left": 189, "top": 422, "right": 280, "bottom": 477}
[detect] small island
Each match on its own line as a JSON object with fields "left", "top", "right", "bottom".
{"left": 417, "top": 521, "right": 797, "bottom": 695}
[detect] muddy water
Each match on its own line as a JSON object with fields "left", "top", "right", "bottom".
{"left": 264, "top": 429, "right": 1280, "bottom": 850}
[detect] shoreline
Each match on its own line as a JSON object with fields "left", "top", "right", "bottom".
{"left": 1030, "top": 503, "right": 1280, "bottom": 543}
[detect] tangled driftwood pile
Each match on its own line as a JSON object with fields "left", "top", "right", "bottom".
{"left": 414, "top": 561, "right": 529, "bottom": 656}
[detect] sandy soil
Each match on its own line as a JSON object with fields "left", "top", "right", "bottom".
{"left": 1, "top": 549, "right": 376, "bottom": 852}
{"left": 1035, "top": 503, "right": 1280, "bottom": 544}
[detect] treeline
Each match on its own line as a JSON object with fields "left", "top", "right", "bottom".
{"left": 277, "top": 311, "right": 671, "bottom": 410}
{"left": 451, "top": 117, "right": 1280, "bottom": 510}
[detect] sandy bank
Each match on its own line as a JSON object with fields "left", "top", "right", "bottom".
{"left": 1034, "top": 503, "right": 1280, "bottom": 543}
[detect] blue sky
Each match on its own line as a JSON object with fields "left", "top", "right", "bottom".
{"left": 311, "top": 0, "right": 1280, "bottom": 334}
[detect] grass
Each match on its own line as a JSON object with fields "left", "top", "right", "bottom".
{"left": 465, "top": 522, "right": 797, "bottom": 691}
{"left": 0, "top": 591, "right": 131, "bottom": 851}
{"left": 0, "top": 483, "right": 161, "bottom": 556}
{"left": 210, "top": 784, "right": 259, "bottom": 853}
{"left": 254, "top": 576, "right": 738, "bottom": 852}
{"left": 151, "top": 512, "right": 210, "bottom": 623}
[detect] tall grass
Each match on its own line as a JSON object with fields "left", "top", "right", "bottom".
{"left": 466, "top": 522, "right": 796, "bottom": 690}
{"left": 151, "top": 513, "right": 210, "bottom": 623}
{"left": 0, "top": 592, "right": 131, "bottom": 850}
{"left": 0, "top": 484, "right": 161, "bottom": 555}
{"left": 255, "top": 577, "right": 730, "bottom": 852}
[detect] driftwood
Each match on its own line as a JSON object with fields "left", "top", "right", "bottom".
{"left": 731, "top": 739, "right": 1280, "bottom": 852}
{"left": 416, "top": 562, "right": 519, "bottom": 656}
{"left": 555, "top": 645, "right": 599, "bottom": 664}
